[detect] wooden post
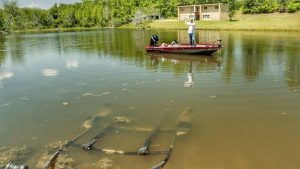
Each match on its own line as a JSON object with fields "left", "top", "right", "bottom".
{"left": 194, "top": 5, "right": 196, "bottom": 20}
{"left": 199, "top": 5, "right": 202, "bottom": 20}
{"left": 178, "top": 6, "right": 180, "bottom": 21}
{"left": 219, "top": 3, "right": 221, "bottom": 20}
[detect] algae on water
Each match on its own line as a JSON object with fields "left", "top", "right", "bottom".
{"left": 0, "top": 146, "right": 30, "bottom": 167}
{"left": 92, "top": 157, "right": 120, "bottom": 169}
{"left": 36, "top": 141, "right": 76, "bottom": 169}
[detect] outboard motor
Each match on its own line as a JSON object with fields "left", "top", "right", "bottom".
{"left": 150, "top": 35, "right": 159, "bottom": 47}
{"left": 215, "top": 39, "right": 222, "bottom": 48}
{"left": 5, "top": 163, "right": 29, "bottom": 169}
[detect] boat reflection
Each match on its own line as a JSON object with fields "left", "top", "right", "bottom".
{"left": 149, "top": 53, "right": 222, "bottom": 88}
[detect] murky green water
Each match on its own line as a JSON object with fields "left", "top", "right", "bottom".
{"left": 0, "top": 30, "right": 300, "bottom": 169}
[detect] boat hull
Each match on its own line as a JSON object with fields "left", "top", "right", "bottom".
{"left": 145, "top": 44, "right": 222, "bottom": 55}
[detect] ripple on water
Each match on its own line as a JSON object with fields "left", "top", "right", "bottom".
{"left": 42, "top": 69, "right": 58, "bottom": 77}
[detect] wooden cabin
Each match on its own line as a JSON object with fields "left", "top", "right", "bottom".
{"left": 178, "top": 3, "right": 228, "bottom": 21}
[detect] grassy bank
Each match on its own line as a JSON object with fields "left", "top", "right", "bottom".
{"left": 122, "top": 12, "right": 300, "bottom": 31}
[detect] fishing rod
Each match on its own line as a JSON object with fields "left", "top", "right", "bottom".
{"left": 137, "top": 116, "right": 164, "bottom": 155}
{"left": 2, "top": 163, "right": 29, "bottom": 169}
{"left": 43, "top": 109, "right": 113, "bottom": 169}
{"left": 150, "top": 108, "right": 192, "bottom": 169}
{"left": 81, "top": 115, "right": 164, "bottom": 152}
{"left": 71, "top": 142, "right": 168, "bottom": 156}
{"left": 150, "top": 134, "right": 176, "bottom": 169}
{"left": 81, "top": 123, "right": 115, "bottom": 150}
{"left": 42, "top": 128, "right": 90, "bottom": 169}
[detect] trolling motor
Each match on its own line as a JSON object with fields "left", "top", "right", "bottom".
{"left": 214, "top": 39, "right": 223, "bottom": 48}
{"left": 5, "top": 163, "right": 29, "bottom": 169}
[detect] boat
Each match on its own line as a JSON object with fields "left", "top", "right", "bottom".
{"left": 145, "top": 40, "right": 222, "bottom": 55}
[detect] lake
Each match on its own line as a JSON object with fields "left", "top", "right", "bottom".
{"left": 0, "top": 29, "right": 300, "bottom": 169}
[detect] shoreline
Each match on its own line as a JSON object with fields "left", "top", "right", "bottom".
{"left": 4, "top": 26, "right": 300, "bottom": 35}
{"left": 1, "top": 12, "right": 299, "bottom": 34}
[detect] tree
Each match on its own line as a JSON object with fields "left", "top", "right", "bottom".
{"left": 227, "top": 0, "right": 240, "bottom": 21}
{"left": 278, "top": 0, "right": 289, "bottom": 12}
{"left": 242, "top": 0, "right": 256, "bottom": 13}
{"left": 242, "top": 0, "right": 280, "bottom": 14}
{"left": 0, "top": 9, "right": 4, "bottom": 31}
{"left": 287, "top": 0, "right": 300, "bottom": 13}
{"left": 49, "top": 3, "right": 60, "bottom": 27}
{"left": 2, "top": 0, "right": 20, "bottom": 31}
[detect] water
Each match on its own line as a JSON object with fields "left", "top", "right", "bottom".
{"left": 0, "top": 29, "right": 300, "bottom": 169}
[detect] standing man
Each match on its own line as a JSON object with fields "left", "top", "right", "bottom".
{"left": 185, "top": 19, "right": 196, "bottom": 46}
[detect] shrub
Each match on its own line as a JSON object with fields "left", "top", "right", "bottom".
{"left": 287, "top": 2, "right": 299, "bottom": 13}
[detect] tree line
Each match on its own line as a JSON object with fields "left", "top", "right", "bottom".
{"left": 0, "top": 0, "right": 299, "bottom": 32}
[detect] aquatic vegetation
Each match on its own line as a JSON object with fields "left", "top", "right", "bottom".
{"left": 82, "top": 109, "right": 112, "bottom": 129}
{"left": 0, "top": 146, "right": 30, "bottom": 167}
{"left": 36, "top": 141, "right": 76, "bottom": 169}
{"left": 42, "top": 69, "right": 59, "bottom": 77}
{"left": 113, "top": 116, "right": 132, "bottom": 124}
{"left": 83, "top": 92, "right": 111, "bottom": 97}
{"left": 91, "top": 158, "right": 120, "bottom": 169}
{"left": 176, "top": 107, "right": 192, "bottom": 136}
{"left": 0, "top": 71, "right": 14, "bottom": 82}
{"left": 82, "top": 93, "right": 94, "bottom": 97}
{"left": 66, "top": 60, "right": 79, "bottom": 69}
{"left": 122, "top": 88, "right": 128, "bottom": 92}
{"left": 209, "top": 95, "right": 217, "bottom": 99}
{"left": 178, "top": 107, "right": 192, "bottom": 123}
{"left": 62, "top": 102, "right": 69, "bottom": 107}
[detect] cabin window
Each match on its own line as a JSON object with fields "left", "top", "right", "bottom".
{"left": 215, "top": 6, "right": 219, "bottom": 9}
{"left": 204, "top": 6, "right": 207, "bottom": 10}
{"left": 203, "top": 14, "right": 210, "bottom": 19}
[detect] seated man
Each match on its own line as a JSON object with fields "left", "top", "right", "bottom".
{"left": 171, "top": 39, "right": 177, "bottom": 46}
{"left": 150, "top": 35, "right": 159, "bottom": 47}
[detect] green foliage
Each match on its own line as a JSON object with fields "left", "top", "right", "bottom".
{"left": 227, "top": 0, "right": 241, "bottom": 21}
{"left": 156, "top": 0, "right": 178, "bottom": 17}
{"left": 278, "top": 0, "right": 289, "bottom": 12}
{"left": 242, "top": 0, "right": 280, "bottom": 14}
{"left": 0, "top": 9, "right": 4, "bottom": 31}
{"left": 2, "top": 0, "right": 21, "bottom": 31}
{"left": 287, "top": 0, "right": 300, "bottom": 12}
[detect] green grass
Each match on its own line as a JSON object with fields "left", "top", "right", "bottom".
{"left": 122, "top": 12, "right": 300, "bottom": 31}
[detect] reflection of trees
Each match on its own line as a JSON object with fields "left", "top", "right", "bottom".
{"left": 55, "top": 30, "right": 145, "bottom": 64}
{"left": 285, "top": 42, "right": 300, "bottom": 90}
{"left": 241, "top": 34, "right": 266, "bottom": 81}
{"left": 222, "top": 32, "right": 234, "bottom": 82}
{"left": 6, "top": 35, "right": 25, "bottom": 63}
{"left": 222, "top": 31, "right": 300, "bottom": 88}
{"left": 0, "top": 36, "right": 6, "bottom": 65}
